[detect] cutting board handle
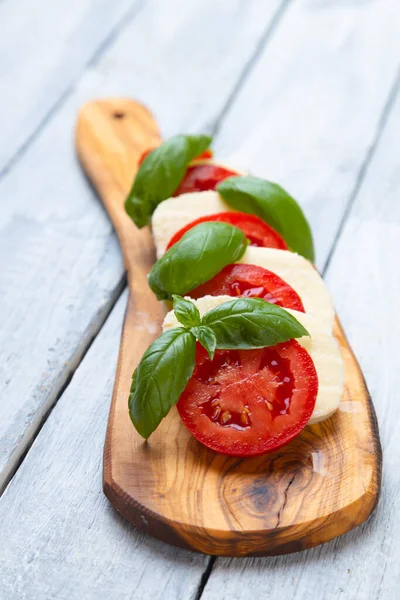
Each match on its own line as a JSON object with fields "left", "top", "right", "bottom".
{"left": 76, "top": 98, "right": 161, "bottom": 277}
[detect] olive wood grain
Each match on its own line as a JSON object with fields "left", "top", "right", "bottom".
{"left": 75, "top": 98, "right": 382, "bottom": 557}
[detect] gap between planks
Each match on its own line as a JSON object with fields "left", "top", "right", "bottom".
{"left": 322, "top": 65, "right": 400, "bottom": 276}
{"left": 194, "top": 557, "right": 216, "bottom": 600}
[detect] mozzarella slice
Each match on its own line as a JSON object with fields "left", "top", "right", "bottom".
{"left": 162, "top": 295, "right": 344, "bottom": 424}
{"left": 152, "top": 190, "right": 233, "bottom": 258}
{"left": 238, "top": 247, "right": 334, "bottom": 330}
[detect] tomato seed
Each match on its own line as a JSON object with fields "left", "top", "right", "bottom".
{"left": 220, "top": 410, "right": 232, "bottom": 424}
{"left": 211, "top": 406, "right": 221, "bottom": 421}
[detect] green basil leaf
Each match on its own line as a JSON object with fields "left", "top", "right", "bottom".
{"left": 201, "top": 298, "right": 309, "bottom": 349}
{"left": 148, "top": 222, "right": 249, "bottom": 300}
{"left": 191, "top": 325, "right": 217, "bottom": 360}
{"left": 217, "top": 175, "right": 315, "bottom": 261}
{"left": 173, "top": 295, "right": 200, "bottom": 329}
{"left": 125, "top": 134, "right": 212, "bottom": 228}
{"left": 128, "top": 328, "right": 196, "bottom": 438}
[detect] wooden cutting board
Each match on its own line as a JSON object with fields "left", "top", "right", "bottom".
{"left": 75, "top": 98, "right": 382, "bottom": 557}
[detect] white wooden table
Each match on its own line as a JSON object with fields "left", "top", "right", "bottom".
{"left": 0, "top": 1, "right": 399, "bottom": 598}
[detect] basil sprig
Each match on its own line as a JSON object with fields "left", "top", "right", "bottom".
{"left": 129, "top": 296, "right": 309, "bottom": 438}
{"left": 125, "top": 134, "right": 212, "bottom": 228}
{"left": 148, "top": 222, "right": 249, "bottom": 300}
{"left": 201, "top": 297, "right": 308, "bottom": 348}
{"left": 217, "top": 175, "right": 315, "bottom": 261}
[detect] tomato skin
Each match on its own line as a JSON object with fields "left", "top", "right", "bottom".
{"left": 172, "top": 164, "right": 237, "bottom": 196}
{"left": 138, "top": 147, "right": 155, "bottom": 166}
{"left": 177, "top": 341, "right": 318, "bottom": 456}
{"left": 166, "top": 211, "right": 288, "bottom": 251}
{"left": 194, "top": 150, "right": 213, "bottom": 161}
{"left": 189, "top": 264, "right": 305, "bottom": 312}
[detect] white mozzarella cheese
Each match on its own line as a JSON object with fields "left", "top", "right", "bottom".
{"left": 162, "top": 295, "right": 344, "bottom": 424}
{"left": 238, "top": 247, "right": 334, "bottom": 330}
{"left": 285, "top": 308, "right": 344, "bottom": 424}
{"left": 152, "top": 190, "right": 231, "bottom": 258}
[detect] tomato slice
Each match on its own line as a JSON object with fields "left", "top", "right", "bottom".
{"left": 138, "top": 148, "right": 213, "bottom": 167}
{"left": 189, "top": 264, "right": 305, "bottom": 312}
{"left": 178, "top": 341, "right": 318, "bottom": 456}
{"left": 166, "top": 211, "right": 288, "bottom": 251}
{"left": 172, "top": 163, "right": 237, "bottom": 196}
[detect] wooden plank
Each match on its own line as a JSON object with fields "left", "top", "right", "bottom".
{"left": 212, "top": 0, "right": 400, "bottom": 270}
{"left": 0, "top": 292, "right": 210, "bottom": 600}
{"left": 0, "top": 0, "right": 140, "bottom": 173}
{"left": 200, "top": 70, "right": 400, "bottom": 600}
{"left": 0, "top": 0, "right": 286, "bottom": 488}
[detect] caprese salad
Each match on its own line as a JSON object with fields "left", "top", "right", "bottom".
{"left": 125, "top": 134, "right": 344, "bottom": 457}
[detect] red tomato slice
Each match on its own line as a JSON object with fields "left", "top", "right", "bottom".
{"left": 172, "top": 163, "right": 237, "bottom": 196}
{"left": 138, "top": 148, "right": 213, "bottom": 167}
{"left": 166, "top": 211, "right": 288, "bottom": 251}
{"left": 178, "top": 341, "right": 318, "bottom": 456}
{"left": 189, "top": 264, "right": 305, "bottom": 312}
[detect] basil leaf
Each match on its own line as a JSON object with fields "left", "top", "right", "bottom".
{"left": 191, "top": 325, "right": 217, "bottom": 360}
{"left": 128, "top": 328, "right": 196, "bottom": 438}
{"left": 173, "top": 295, "right": 200, "bottom": 329}
{"left": 201, "top": 298, "right": 309, "bottom": 349}
{"left": 125, "top": 134, "right": 212, "bottom": 228}
{"left": 217, "top": 175, "right": 315, "bottom": 261}
{"left": 148, "top": 222, "right": 249, "bottom": 300}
